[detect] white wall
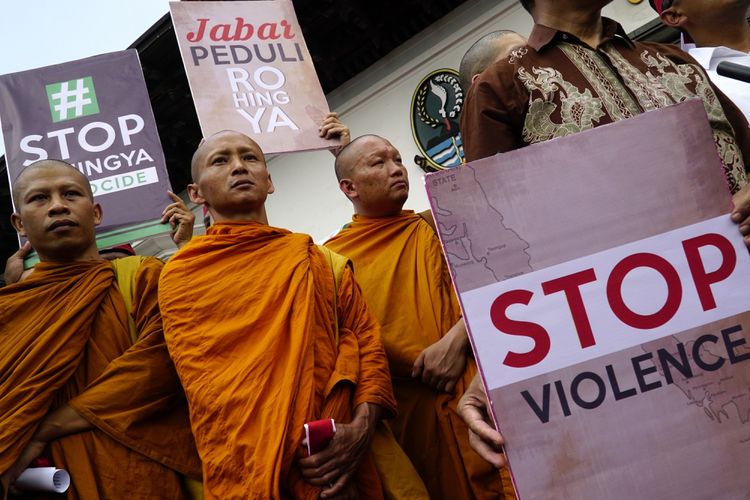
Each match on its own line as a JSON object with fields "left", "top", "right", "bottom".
{"left": 262, "top": 0, "right": 657, "bottom": 241}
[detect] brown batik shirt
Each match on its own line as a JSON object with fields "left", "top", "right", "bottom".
{"left": 461, "top": 18, "right": 750, "bottom": 193}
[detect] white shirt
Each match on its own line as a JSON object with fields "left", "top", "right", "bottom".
{"left": 688, "top": 45, "right": 750, "bottom": 124}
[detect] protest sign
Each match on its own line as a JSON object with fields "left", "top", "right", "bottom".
{"left": 170, "top": 0, "right": 337, "bottom": 155}
{"left": 0, "top": 50, "right": 173, "bottom": 249}
{"left": 426, "top": 100, "right": 750, "bottom": 499}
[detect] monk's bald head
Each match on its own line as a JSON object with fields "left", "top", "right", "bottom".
{"left": 12, "top": 159, "right": 93, "bottom": 207}
{"left": 334, "top": 135, "right": 409, "bottom": 216}
{"left": 10, "top": 158, "right": 102, "bottom": 263}
{"left": 334, "top": 134, "right": 388, "bottom": 181}
{"left": 187, "top": 130, "right": 273, "bottom": 224}
{"left": 458, "top": 30, "right": 527, "bottom": 91}
{"left": 191, "top": 130, "right": 266, "bottom": 182}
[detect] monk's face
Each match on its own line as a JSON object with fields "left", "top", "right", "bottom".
{"left": 11, "top": 164, "right": 102, "bottom": 261}
{"left": 341, "top": 137, "right": 409, "bottom": 215}
{"left": 188, "top": 132, "right": 274, "bottom": 219}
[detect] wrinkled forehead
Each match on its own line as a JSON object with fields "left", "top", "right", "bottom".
{"left": 355, "top": 136, "right": 400, "bottom": 162}
{"left": 14, "top": 164, "right": 90, "bottom": 199}
{"left": 192, "top": 131, "right": 266, "bottom": 178}
{"left": 202, "top": 132, "right": 263, "bottom": 158}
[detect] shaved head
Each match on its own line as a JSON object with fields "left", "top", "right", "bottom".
{"left": 12, "top": 159, "right": 92, "bottom": 206}
{"left": 334, "top": 134, "right": 386, "bottom": 181}
{"left": 187, "top": 130, "right": 273, "bottom": 224}
{"left": 10, "top": 158, "right": 102, "bottom": 262}
{"left": 191, "top": 130, "right": 266, "bottom": 182}
{"left": 333, "top": 134, "right": 409, "bottom": 217}
{"left": 459, "top": 30, "right": 527, "bottom": 91}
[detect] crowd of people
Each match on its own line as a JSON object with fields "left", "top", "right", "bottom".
{"left": 1, "top": 0, "right": 749, "bottom": 498}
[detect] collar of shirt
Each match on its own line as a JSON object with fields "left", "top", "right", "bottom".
{"left": 688, "top": 46, "right": 750, "bottom": 70}
{"left": 527, "top": 17, "right": 634, "bottom": 52}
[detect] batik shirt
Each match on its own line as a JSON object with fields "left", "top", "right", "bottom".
{"left": 461, "top": 18, "right": 750, "bottom": 193}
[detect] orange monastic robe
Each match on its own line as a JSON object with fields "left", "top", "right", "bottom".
{"left": 158, "top": 222, "right": 397, "bottom": 500}
{"left": 0, "top": 259, "right": 200, "bottom": 499}
{"left": 326, "top": 211, "right": 513, "bottom": 500}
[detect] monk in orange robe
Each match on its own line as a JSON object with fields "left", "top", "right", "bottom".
{"left": 0, "top": 160, "right": 201, "bottom": 499}
{"left": 325, "top": 135, "right": 514, "bottom": 500}
{"left": 158, "top": 131, "right": 397, "bottom": 499}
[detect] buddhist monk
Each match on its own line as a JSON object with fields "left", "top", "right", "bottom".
{"left": 325, "top": 135, "right": 513, "bottom": 500}
{"left": 158, "top": 131, "right": 399, "bottom": 499}
{"left": 0, "top": 160, "right": 201, "bottom": 499}
{"left": 458, "top": 30, "right": 527, "bottom": 92}
{"left": 3, "top": 191, "right": 195, "bottom": 285}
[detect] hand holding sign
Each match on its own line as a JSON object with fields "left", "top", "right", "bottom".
{"left": 318, "top": 112, "right": 350, "bottom": 156}
{"left": 731, "top": 182, "right": 750, "bottom": 246}
{"left": 457, "top": 375, "right": 506, "bottom": 469}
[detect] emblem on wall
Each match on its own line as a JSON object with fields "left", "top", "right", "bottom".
{"left": 410, "top": 69, "right": 464, "bottom": 172}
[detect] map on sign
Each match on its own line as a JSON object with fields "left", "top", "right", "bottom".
{"left": 426, "top": 100, "right": 750, "bottom": 499}
{"left": 650, "top": 333, "right": 750, "bottom": 424}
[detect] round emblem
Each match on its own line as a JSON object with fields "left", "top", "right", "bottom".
{"left": 410, "top": 69, "right": 465, "bottom": 172}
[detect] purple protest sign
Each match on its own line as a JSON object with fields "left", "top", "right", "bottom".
{"left": 0, "top": 50, "right": 172, "bottom": 245}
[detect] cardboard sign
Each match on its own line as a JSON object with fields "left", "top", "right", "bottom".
{"left": 426, "top": 100, "right": 750, "bottom": 499}
{"left": 0, "top": 50, "right": 172, "bottom": 248}
{"left": 170, "top": 0, "right": 337, "bottom": 154}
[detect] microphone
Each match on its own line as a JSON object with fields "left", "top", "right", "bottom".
{"left": 716, "top": 61, "right": 750, "bottom": 84}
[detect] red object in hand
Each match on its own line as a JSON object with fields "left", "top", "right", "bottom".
{"left": 304, "top": 418, "right": 336, "bottom": 456}
{"left": 31, "top": 457, "right": 52, "bottom": 468}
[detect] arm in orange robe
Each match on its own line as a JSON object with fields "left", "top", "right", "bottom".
{"left": 69, "top": 257, "right": 201, "bottom": 478}
{"left": 326, "top": 212, "right": 515, "bottom": 500}
{"left": 0, "top": 261, "right": 115, "bottom": 475}
{"left": 0, "top": 259, "right": 198, "bottom": 499}
{"left": 337, "top": 263, "right": 397, "bottom": 414}
{"left": 296, "top": 257, "right": 397, "bottom": 499}
{"left": 160, "top": 223, "right": 395, "bottom": 500}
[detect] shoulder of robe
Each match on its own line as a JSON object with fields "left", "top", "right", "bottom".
{"left": 111, "top": 256, "right": 152, "bottom": 343}
{"left": 417, "top": 210, "right": 437, "bottom": 234}
{"left": 315, "top": 245, "right": 349, "bottom": 291}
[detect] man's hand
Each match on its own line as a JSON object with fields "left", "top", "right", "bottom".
{"left": 319, "top": 112, "right": 351, "bottom": 156}
{"left": 731, "top": 183, "right": 750, "bottom": 247}
{"left": 0, "top": 404, "right": 89, "bottom": 498}
{"left": 0, "top": 438, "right": 46, "bottom": 497}
{"left": 161, "top": 191, "right": 195, "bottom": 249}
{"left": 299, "top": 403, "right": 381, "bottom": 498}
{"left": 4, "top": 241, "right": 33, "bottom": 285}
{"left": 411, "top": 319, "right": 469, "bottom": 393}
{"left": 457, "top": 375, "right": 506, "bottom": 469}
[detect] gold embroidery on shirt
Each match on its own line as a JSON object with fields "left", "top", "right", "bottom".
{"left": 559, "top": 44, "right": 641, "bottom": 120}
{"left": 606, "top": 48, "right": 747, "bottom": 192}
{"left": 509, "top": 46, "right": 528, "bottom": 65}
{"left": 518, "top": 65, "right": 606, "bottom": 143}
{"left": 516, "top": 41, "right": 746, "bottom": 193}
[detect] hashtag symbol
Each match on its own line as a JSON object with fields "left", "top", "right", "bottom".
{"left": 50, "top": 79, "right": 92, "bottom": 120}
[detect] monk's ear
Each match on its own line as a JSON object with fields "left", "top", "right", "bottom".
{"left": 339, "top": 178, "right": 357, "bottom": 200}
{"left": 92, "top": 203, "right": 103, "bottom": 227}
{"left": 266, "top": 172, "right": 275, "bottom": 195}
{"left": 660, "top": 8, "right": 686, "bottom": 29}
{"left": 187, "top": 183, "right": 205, "bottom": 205}
{"left": 10, "top": 212, "right": 27, "bottom": 237}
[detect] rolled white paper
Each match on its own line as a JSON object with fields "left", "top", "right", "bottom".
{"left": 15, "top": 467, "right": 70, "bottom": 493}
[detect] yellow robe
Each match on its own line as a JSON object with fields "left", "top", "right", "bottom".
{"left": 326, "top": 211, "right": 514, "bottom": 500}
{"left": 159, "top": 222, "right": 397, "bottom": 499}
{"left": 0, "top": 258, "right": 200, "bottom": 499}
